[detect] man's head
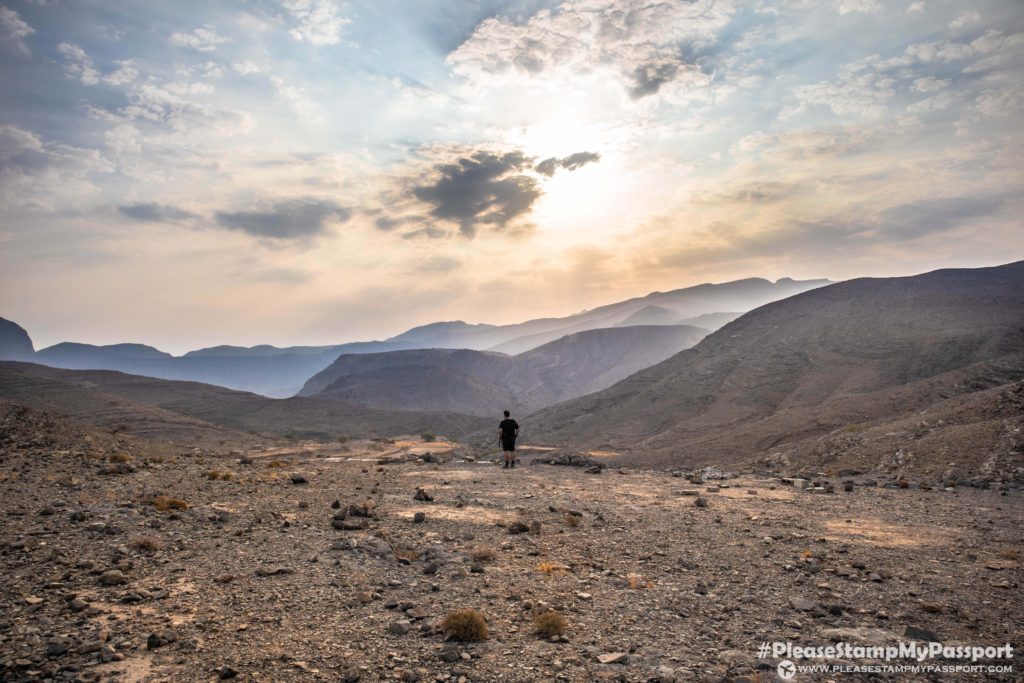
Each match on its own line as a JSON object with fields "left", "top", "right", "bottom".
{"left": 503, "top": 410, "right": 510, "bottom": 418}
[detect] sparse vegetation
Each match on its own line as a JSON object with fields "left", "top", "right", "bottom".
{"left": 129, "top": 536, "right": 165, "bottom": 553}
{"left": 205, "top": 470, "right": 233, "bottom": 480}
{"left": 108, "top": 453, "right": 133, "bottom": 463}
{"left": 626, "top": 572, "right": 654, "bottom": 589}
{"left": 336, "top": 435, "right": 349, "bottom": 444}
{"left": 152, "top": 496, "right": 189, "bottom": 511}
{"left": 533, "top": 610, "right": 566, "bottom": 638}
{"left": 267, "top": 460, "right": 288, "bottom": 468}
{"left": 393, "top": 547, "right": 420, "bottom": 562}
{"left": 421, "top": 431, "right": 437, "bottom": 442}
{"left": 441, "top": 609, "right": 488, "bottom": 642}
{"left": 564, "top": 513, "right": 581, "bottom": 527}
{"left": 536, "top": 561, "right": 569, "bottom": 575}
{"left": 470, "top": 546, "right": 497, "bottom": 562}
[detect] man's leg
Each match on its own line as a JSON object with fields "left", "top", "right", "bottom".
{"left": 503, "top": 450, "right": 510, "bottom": 468}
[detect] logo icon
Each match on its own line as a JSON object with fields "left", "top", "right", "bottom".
{"left": 777, "top": 659, "right": 797, "bottom": 680}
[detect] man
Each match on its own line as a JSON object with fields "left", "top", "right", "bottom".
{"left": 497, "top": 410, "right": 519, "bottom": 469}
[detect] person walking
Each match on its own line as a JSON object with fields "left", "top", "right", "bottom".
{"left": 498, "top": 410, "right": 519, "bottom": 469}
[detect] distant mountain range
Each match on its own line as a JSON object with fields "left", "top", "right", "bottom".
{"left": 1, "top": 277, "right": 828, "bottom": 397}
{"left": 298, "top": 324, "right": 709, "bottom": 416}
{"left": 523, "top": 261, "right": 1024, "bottom": 474}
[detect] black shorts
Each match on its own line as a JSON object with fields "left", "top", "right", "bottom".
{"left": 501, "top": 436, "right": 516, "bottom": 452}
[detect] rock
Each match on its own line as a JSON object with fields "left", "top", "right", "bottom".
{"left": 98, "top": 570, "right": 128, "bottom": 586}
{"left": 333, "top": 518, "right": 368, "bottom": 531}
{"left": 255, "top": 565, "right": 293, "bottom": 577}
{"left": 331, "top": 499, "right": 341, "bottom": 509}
{"left": 413, "top": 512, "right": 426, "bottom": 524}
{"left": 508, "top": 521, "right": 529, "bottom": 534}
{"left": 290, "top": 474, "right": 307, "bottom": 484}
{"left": 904, "top": 625, "right": 940, "bottom": 642}
{"left": 529, "top": 520, "right": 542, "bottom": 534}
{"left": 789, "top": 597, "right": 816, "bottom": 611}
{"left": 793, "top": 479, "right": 809, "bottom": 489}
{"left": 146, "top": 629, "right": 177, "bottom": 649}
{"left": 389, "top": 619, "right": 412, "bottom": 635}
{"left": 597, "top": 652, "right": 629, "bottom": 665}
{"left": 694, "top": 496, "right": 707, "bottom": 507}
{"left": 218, "top": 666, "right": 239, "bottom": 679}
{"left": 705, "top": 486, "right": 720, "bottom": 493}
{"left": 440, "top": 647, "right": 460, "bottom": 663}
{"left": 414, "top": 488, "right": 433, "bottom": 502}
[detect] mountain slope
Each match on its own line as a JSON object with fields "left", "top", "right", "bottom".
{"left": 0, "top": 362, "right": 488, "bottom": 441}
{"left": 0, "top": 317, "right": 34, "bottom": 361}
{"left": 300, "top": 325, "right": 709, "bottom": 416}
{"left": 525, "top": 262, "right": 1024, "bottom": 468}
{"left": 392, "top": 277, "right": 829, "bottom": 353}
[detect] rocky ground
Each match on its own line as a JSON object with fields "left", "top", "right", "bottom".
{"left": 1, "top": 407, "right": 1022, "bottom": 682}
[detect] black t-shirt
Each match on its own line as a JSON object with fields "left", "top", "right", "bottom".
{"left": 499, "top": 419, "right": 519, "bottom": 438}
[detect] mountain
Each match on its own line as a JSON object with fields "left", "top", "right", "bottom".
{"left": 612, "top": 305, "right": 683, "bottom": 327}
{"left": 524, "top": 262, "right": 1024, "bottom": 471}
{"left": 389, "top": 277, "right": 830, "bottom": 354}
{"left": 676, "top": 311, "right": 743, "bottom": 332}
{"left": 0, "top": 317, "right": 34, "bottom": 361}
{"left": 299, "top": 325, "right": 709, "bottom": 416}
{"left": 0, "top": 361, "right": 488, "bottom": 442}
{"left": 27, "top": 339, "right": 418, "bottom": 397}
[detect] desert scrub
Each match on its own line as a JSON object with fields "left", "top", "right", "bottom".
{"left": 152, "top": 496, "right": 189, "bottom": 511}
{"left": 564, "top": 513, "right": 581, "bottom": 528}
{"left": 533, "top": 610, "right": 566, "bottom": 638}
{"left": 108, "top": 453, "right": 133, "bottom": 463}
{"left": 129, "top": 536, "right": 164, "bottom": 553}
{"left": 470, "top": 546, "right": 497, "bottom": 562}
{"left": 536, "top": 562, "right": 570, "bottom": 575}
{"left": 266, "top": 460, "right": 288, "bottom": 468}
{"left": 421, "top": 431, "right": 437, "bottom": 442}
{"left": 205, "top": 470, "right": 233, "bottom": 480}
{"left": 441, "top": 609, "right": 488, "bottom": 642}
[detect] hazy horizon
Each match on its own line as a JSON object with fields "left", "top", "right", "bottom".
{"left": 2, "top": 0, "right": 1023, "bottom": 354}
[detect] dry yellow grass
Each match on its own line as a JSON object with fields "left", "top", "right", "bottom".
{"left": 108, "top": 453, "right": 133, "bottom": 463}
{"left": 441, "top": 609, "right": 488, "bottom": 642}
{"left": 205, "top": 470, "right": 233, "bottom": 481}
{"left": 534, "top": 611, "right": 566, "bottom": 638}
{"left": 153, "top": 496, "right": 189, "bottom": 511}
{"left": 536, "top": 562, "right": 570, "bottom": 575}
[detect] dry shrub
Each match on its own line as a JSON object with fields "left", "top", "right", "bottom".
{"left": 564, "top": 514, "right": 581, "bottom": 528}
{"left": 206, "top": 470, "right": 233, "bottom": 481}
{"left": 997, "top": 548, "right": 1021, "bottom": 562}
{"left": 441, "top": 609, "right": 488, "bottom": 642}
{"left": 153, "top": 496, "right": 189, "bottom": 511}
{"left": 393, "top": 547, "right": 420, "bottom": 562}
{"left": 536, "top": 562, "right": 570, "bottom": 575}
{"left": 471, "top": 547, "right": 497, "bottom": 562}
{"left": 267, "top": 460, "right": 288, "bottom": 469}
{"left": 130, "top": 536, "right": 164, "bottom": 553}
{"left": 626, "top": 572, "right": 654, "bottom": 590}
{"left": 146, "top": 455, "right": 166, "bottom": 464}
{"left": 108, "top": 453, "right": 133, "bottom": 463}
{"left": 534, "top": 610, "right": 566, "bottom": 638}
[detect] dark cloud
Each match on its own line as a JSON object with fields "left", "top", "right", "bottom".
{"left": 879, "top": 196, "right": 1002, "bottom": 238}
{"left": 535, "top": 151, "right": 601, "bottom": 176}
{"left": 117, "top": 202, "right": 194, "bottom": 222}
{"left": 628, "top": 59, "right": 681, "bottom": 99}
{"left": 214, "top": 198, "right": 350, "bottom": 240}
{"left": 412, "top": 151, "right": 541, "bottom": 237}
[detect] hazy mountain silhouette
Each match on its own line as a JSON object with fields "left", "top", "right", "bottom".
{"left": 0, "top": 317, "right": 34, "bottom": 361}
{"left": 525, "top": 261, "right": 1024, "bottom": 468}
{"left": 299, "top": 325, "right": 709, "bottom": 415}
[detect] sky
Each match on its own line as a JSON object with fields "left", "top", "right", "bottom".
{"left": 1, "top": 0, "right": 1022, "bottom": 353}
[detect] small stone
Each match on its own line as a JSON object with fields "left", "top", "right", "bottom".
{"left": 99, "top": 570, "right": 127, "bottom": 586}
{"left": 789, "top": 596, "right": 816, "bottom": 611}
{"left": 255, "top": 565, "right": 293, "bottom": 577}
{"left": 413, "top": 512, "right": 426, "bottom": 524}
{"left": 291, "top": 474, "right": 307, "bottom": 484}
{"left": 389, "top": 619, "right": 412, "bottom": 635}
{"left": 597, "top": 652, "right": 629, "bottom": 665}
{"left": 694, "top": 496, "right": 707, "bottom": 507}
{"left": 218, "top": 666, "right": 239, "bottom": 679}
{"left": 508, "top": 522, "right": 529, "bottom": 534}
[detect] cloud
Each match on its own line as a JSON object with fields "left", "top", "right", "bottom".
{"left": 411, "top": 151, "right": 541, "bottom": 237}
{"left": 214, "top": 198, "right": 350, "bottom": 240}
{"left": 0, "top": 124, "right": 112, "bottom": 209}
{"left": 280, "top": 0, "right": 350, "bottom": 46}
{"left": 906, "top": 2, "right": 925, "bottom": 12}
{"left": 535, "top": 151, "right": 601, "bottom": 176}
{"left": 57, "top": 42, "right": 99, "bottom": 85}
{"left": 447, "top": 0, "right": 734, "bottom": 99}
{"left": 118, "top": 202, "right": 195, "bottom": 222}
{"left": 0, "top": 5, "right": 33, "bottom": 56}
{"left": 169, "top": 25, "right": 228, "bottom": 52}
{"left": 949, "top": 11, "right": 980, "bottom": 31}
{"left": 837, "top": 0, "right": 881, "bottom": 14}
